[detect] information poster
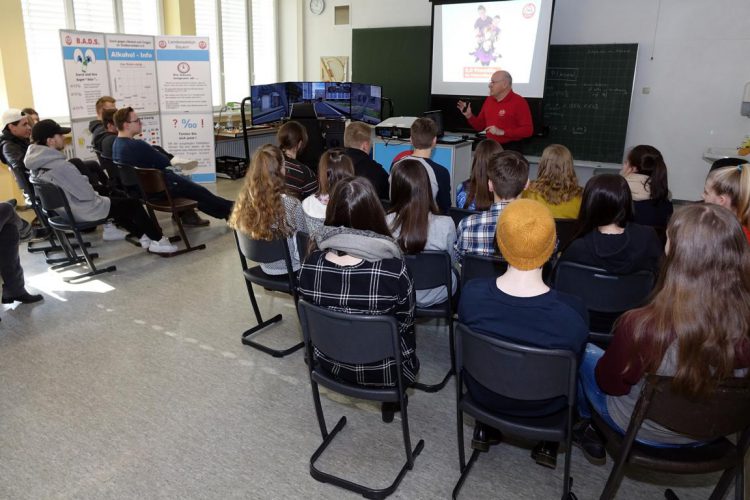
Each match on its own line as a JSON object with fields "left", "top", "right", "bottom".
{"left": 155, "top": 36, "right": 212, "bottom": 113}
{"left": 70, "top": 119, "right": 97, "bottom": 161}
{"left": 161, "top": 113, "right": 215, "bottom": 181}
{"left": 105, "top": 34, "right": 159, "bottom": 113}
{"left": 138, "top": 113, "right": 162, "bottom": 146}
{"left": 60, "top": 31, "right": 110, "bottom": 120}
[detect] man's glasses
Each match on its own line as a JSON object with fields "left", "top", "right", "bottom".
{"left": 126, "top": 118, "right": 141, "bottom": 123}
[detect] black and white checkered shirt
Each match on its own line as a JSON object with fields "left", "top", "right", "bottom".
{"left": 297, "top": 250, "right": 419, "bottom": 387}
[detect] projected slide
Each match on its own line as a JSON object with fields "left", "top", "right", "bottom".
{"left": 431, "top": 0, "right": 552, "bottom": 98}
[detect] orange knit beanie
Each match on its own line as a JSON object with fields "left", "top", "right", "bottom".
{"left": 496, "top": 199, "right": 556, "bottom": 270}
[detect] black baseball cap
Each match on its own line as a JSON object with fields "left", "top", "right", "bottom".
{"left": 32, "top": 119, "right": 71, "bottom": 145}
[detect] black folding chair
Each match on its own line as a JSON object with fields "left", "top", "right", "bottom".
{"left": 295, "top": 230, "right": 312, "bottom": 262}
{"left": 234, "top": 230, "right": 303, "bottom": 357}
{"left": 404, "top": 250, "right": 455, "bottom": 392}
{"left": 594, "top": 375, "right": 750, "bottom": 500}
{"left": 460, "top": 253, "right": 507, "bottom": 289}
{"left": 553, "top": 261, "right": 655, "bottom": 345}
{"left": 449, "top": 207, "right": 481, "bottom": 228}
{"left": 30, "top": 179, "right": 116, "bottom": 282}
{"left": 453, "top": 322, "right": 578, "bottom": 500}
{"left": 297, "top": 299, "right": 424, "bottom": 499}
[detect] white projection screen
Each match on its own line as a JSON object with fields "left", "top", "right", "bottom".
{"left": 431, "top": 0, "right": 554, "bottom": 98}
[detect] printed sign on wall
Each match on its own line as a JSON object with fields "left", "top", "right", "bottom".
{"left": 60, "top": 31, "right": 110, "bottom": 120}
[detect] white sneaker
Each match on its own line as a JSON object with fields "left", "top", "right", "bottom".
{"left": 103, "top": 222, "right": 128, "bottom": 241}
{"left": 148, "top": 237, "right": 179, "bottom": 254}
{"left": 170, "top": 157, "right": 198, "bottom": 171}
{"left": 139, "top": 234, "right": 152, "bottom": 249}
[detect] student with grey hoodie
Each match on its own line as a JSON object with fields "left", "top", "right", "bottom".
{"left": 24, "top": 120, "right": 178, "bottom": 254}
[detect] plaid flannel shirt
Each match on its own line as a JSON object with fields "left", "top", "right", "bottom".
{"left": 297, "top": 250, "right": 418, "bottom": 387}
{"left": 454, "top": 201, "right": 510, "bottom": 262}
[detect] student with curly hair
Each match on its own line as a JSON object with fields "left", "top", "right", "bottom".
{"left": 522, "top": 144, "right": 582, "bottom": 219}
{"left": 229, "top": 144, "right": 305, "bottom": 275}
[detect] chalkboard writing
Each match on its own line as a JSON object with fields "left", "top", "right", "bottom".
{"left": 526, "top": 44, "right": 638, "bottom": 163}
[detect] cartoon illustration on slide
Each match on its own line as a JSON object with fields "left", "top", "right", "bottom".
{"left": 73, "top": 48, "right": 95, "bottom": 73}
{"left": 469, "top": 6, "right": 502, "bottom": 65}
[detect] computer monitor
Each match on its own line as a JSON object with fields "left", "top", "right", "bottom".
{"left": 309, "top": 82, "right": 350, "bottom": 119}
{"left": 422, "top": 110, "right": 445, "bottom": 137}
{"left": 250, "top": 83, "right": 288, "bottom": 125}
{"left": 351, "top": 83, "right": 382, "bottom": 125}
{"left": 286, "top": 81, "right": 316, "bottom": 104}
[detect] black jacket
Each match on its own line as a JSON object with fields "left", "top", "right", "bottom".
{"left": 0, "top": 130, "right": 30, "bottom": 171}
{"left": 344, "top": 147, "right": 390, "bottom": 200}
{"left": 559, "top": 223, "right": 663, "bottom": 275}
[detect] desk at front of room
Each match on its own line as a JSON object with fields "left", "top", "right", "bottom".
{"left": 373, "top": 137, "right": 473, "bottom": 203}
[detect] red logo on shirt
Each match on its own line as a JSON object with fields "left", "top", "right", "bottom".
{"left": 522, "top": 3, "right": 536, "bottom": 18}
{"left": 498, "top": 109, "right": 506, "bottom": 117}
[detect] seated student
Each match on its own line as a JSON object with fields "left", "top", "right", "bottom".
{"left": 455, "top": 139, "right": 502, "bottom": 211}
{"left": 0, "top": 201, "right": 42, "bottom": 304}
{"left": 301, "top": 148, "right": 354, "bottom": 233}
{"left": 88, "top": 96, "right": 116, "bottom": 148}
{"left": 559, "top": 174, "right": 662, "bottom": 275}
{"left": 277, "top": 121, "right": 318, "bottom": 200}
{"left": 703, "top": 164, "right": 750, "bottom": 244}
{"left": 112, "top": 107, "right": 233, "bottom": 224}
{"left": 455, "top": 150, "right": 529, "bottom": 261}
{"left": 458, "top": 199, "right": 589, "bottom": 468}
{"left": 229, "top": 144, "right": 306, "bottom": 275}
{"left": 297, "top": 176, "right": 418, "bottom": 421}
{"left": 391, "top": 118, "right": 451, "bottom": 213}
{"left": 522, "top": 144, "right": 582, "bottom": 219}
{"left": 621, "top": 145, "right": 673, "bottom": 228}
{"left": 386, "top": 159, "right": 457, "bottom": 307}
{"left": 576, "top": 204, "right": 750, "bottom": 459}
{"left": 25, "top": 120, "right": 178, "bottom": 254}
{"left": 95, "top": 108, "right": 118, "bottom": 158}
{"left": 342, "top": 121, "right": 389, "bottom": 200}
{"left": 20, "top": 107, "right": 39, "bottom": 128}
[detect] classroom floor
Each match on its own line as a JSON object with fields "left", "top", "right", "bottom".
{"left": 0, "top": 179, "right": 742, "bottom": 499}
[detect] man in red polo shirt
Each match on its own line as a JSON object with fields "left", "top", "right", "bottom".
{"left": 457, "top": 71, "right": 533, "bottom": 152}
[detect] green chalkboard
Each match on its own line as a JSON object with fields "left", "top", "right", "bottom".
{"left": 352, "top": 26, "right": 431, "bottom": 118}
{"left": 526, "top": 44, "right": 638, "bottom": 163}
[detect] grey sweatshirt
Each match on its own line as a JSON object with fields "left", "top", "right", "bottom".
{"left": 25, "top": 144, "right": 110, "bottom": 222}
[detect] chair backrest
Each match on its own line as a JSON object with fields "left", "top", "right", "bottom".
{"left": 455, "top": 322, "right": 577, "bottom": 403}
{"left": 295, "top": 231, "right": 311, "bottom": 262}
{"left": 404, "top": 251, "right": 452, "bottom": 291}
{"left": 449, "top": 207, "right": 481, "bottom": 227}
{"left": 634, "top": 375, "right": 750, "bottom": 442}
{"left": 29, "top": 179, "right": 75, "bottom": 222}
{"left": 114, "top": 162, "right": 140, "bottom": 188}
{"left": 297, "top": 299, "right": 401, "bottom": 366}
{"left": 553, "top": 261, "right": 654, "bottom": 313}
{"left": 554, "top": 218, "right": 578, "bottom": 252}
{"left": 461, "top": 253, "right": 507, "bottom": 287}
{"left": 134, "top": 167, "right": 169, "bottom": 196}
{"left": 235, "top": 230, "right": 294, "bottom": 270}
{"left": 96, "top": 153, "right": 122, "bottom": 188}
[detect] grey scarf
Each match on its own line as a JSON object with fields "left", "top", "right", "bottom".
{"left": 313, "top": 226, "right": 402, "bottom": 262}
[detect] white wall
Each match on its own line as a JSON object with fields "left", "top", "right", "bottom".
{"left": 293, "top": 0, "right": 750, "bottom": 199}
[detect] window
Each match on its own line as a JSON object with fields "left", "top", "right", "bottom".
{"left": 20, "top": 0, "right": 162, "bottom": 119}
{"left": 195, "top": 0, "right": 278, "bottom": 107}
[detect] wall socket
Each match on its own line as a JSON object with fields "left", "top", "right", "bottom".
{"left": 642, "top": 87, "right": 651, "bottom": 94}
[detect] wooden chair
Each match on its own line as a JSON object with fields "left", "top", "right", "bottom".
{"left": 593, "top": 375, "right": 750, "bottom": 500}
{"left": 134, "top": 167, "right": 206, "bottom": 257}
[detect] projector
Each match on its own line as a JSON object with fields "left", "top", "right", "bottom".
{"left": 375, "top": 116, "right": 417, "bottom": 139}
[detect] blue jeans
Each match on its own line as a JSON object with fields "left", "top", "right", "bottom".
{"left": 578, "top": 343, "right": 707, "bottom": 449}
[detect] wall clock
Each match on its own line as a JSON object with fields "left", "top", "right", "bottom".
{"left": 310, "top": 0, "right": 325, "bottom": 15}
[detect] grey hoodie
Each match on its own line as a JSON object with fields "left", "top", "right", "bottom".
{"left": 25, "top": 144, "right": 110, "bottom": 221}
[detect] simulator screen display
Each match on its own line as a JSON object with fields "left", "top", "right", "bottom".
{"left": 250, "top": 83, "right": 288, "bottom": 125}
{"left": 315, "top": 82, "right": 351, "bottom": 118}
{"left": 351, "top": 83, "right": 382, "bottom": 125}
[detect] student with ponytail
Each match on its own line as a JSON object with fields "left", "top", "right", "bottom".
{"left": 703, "top": 163, "right": 750, "bottom": 244}
{"left": 621, "top": 145, "right": 673, "bottom": 227}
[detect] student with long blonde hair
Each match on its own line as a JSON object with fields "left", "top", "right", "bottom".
{"left": 229, "top": 144, "right": 305, "bottom": 275}
{"left": 523, "top": 144, "right": 582, "bottom": 218}
{"left": 576, "top": 204, "right": 750, "bottom": 460}
{"left": 703, "top": 164, "right": 750, "bottom": 244}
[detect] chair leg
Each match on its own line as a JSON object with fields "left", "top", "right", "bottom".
{"left": 412, "top": 319, "right": 454, "bottom": 393}
{"left": 151, "top": 213, "right": 205, "bottom": 257}
{"left": 457, "top": 408, "right": 466, "bottom": 469}
{"left": 562, "top": 436, "right": 573, "bottom": 499}
{"left": 308, "top": 403, "right": 424, "bottom": 499}
{"left": 709, "top": 466, "right": 737, "bottom": 500}
{"left": 240, "top": 282, "right": 303, "bottom": 358}
{"left": 310, "top": 380, "right": 328, "bottom": 439}
{"left": 62, "top": 228, "right": 116, "bottom": 282}
{"left": 452, "top": 448, "right": 481, "bottom": 500}
{"left": 599, "top": 451, "right": 629, "bottom": 500}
